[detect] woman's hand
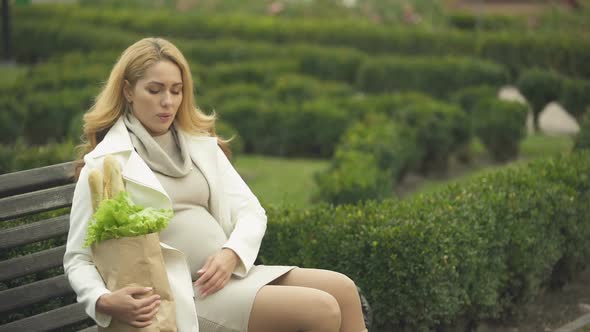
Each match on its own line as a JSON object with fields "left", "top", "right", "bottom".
{"left": 96, "top": 286, "right": 160, "bottom": 328}
{"left": 194, "top": 248, "right": 239, "bottom": 298}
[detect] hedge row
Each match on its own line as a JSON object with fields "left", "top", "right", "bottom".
{"left": 261, "top": 151, "right": 590, "bottom": 331}
{"left": 0, "top": 119, "right": 243, "bottom": 175}
{"left": 315, "top": 93, "right": 474, "bottom": 204}
{"left": 575, "top": 112, "right": 590, "bottom": 151}
{"left": 316, "top": 90, "right": 533, "bottom": 204}
{"left": 13, "top": 17, "right": 515, "bottom": 99}
{"left": 452, "top": 86, "right": 529, "bottom": 162}
{"left": 357, "top": 56, "right": 509, "bottom": 100}
{"left": 15, "top": 5, "right": 590, "bottom": 79}
{"left": 517, "top": 68, "right": 590, "bottom": 129}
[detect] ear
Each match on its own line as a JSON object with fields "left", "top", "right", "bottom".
{"left": 123, "top": 80, "right": 134, "bottom": 103}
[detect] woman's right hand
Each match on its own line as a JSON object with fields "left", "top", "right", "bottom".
{"left": 96, "top": 286, "right": 161, "bottom": 328}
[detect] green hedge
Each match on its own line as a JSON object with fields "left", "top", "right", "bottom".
{"left": 560, "top": 77, "right": 590, "bottom": 122}
{"left": 472, "top": 99, "right": 529, "bottom": 162}
{"left": 390, "top": 94, "right": 468, "bottom": 173}
{"left": 0, "top": 140, "right": 77, "bottom": 174}
{"left": 356, "top": 56, "right": 509, "bottom": 99}
{"left": 261, "top": 151, "right": 590, "bottom": 331}
{"left": 313, "top": 149, "right": 393, "bottom": 206}
{"left": 516, "top": 68, "right": 563, "bottom": 130}
{"left": 16, "top": 5, "right": 590, "bottom": 79}
{"left": 314, "top": 112, "right": 420, "bottom": 204}
{"left": 202, "top": 60, "right": 297, "bottom": 89}
{"left": 448, "top": 12, "right": 525, "bottom": 31}
{"left": 574, "top": 112, "right": 590, "bottom": 151}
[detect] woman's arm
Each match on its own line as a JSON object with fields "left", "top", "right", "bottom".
{"left": 63, "top": 164, "right": 113, "bottom": 327}
{"left": 217, "top": 147, "right": 267, "bottom": 277}
{"left": 64, "top": 160, "right": 162, "bottom": 326}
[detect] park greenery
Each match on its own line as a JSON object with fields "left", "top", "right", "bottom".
{"left": 1, "top": 1, "right": 590, "bottom": 330}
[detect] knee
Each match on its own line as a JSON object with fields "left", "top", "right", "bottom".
{"left": 331, "top": 272, "right": 359, "bottom": 300}
{"left": 314, "top": 291, "right": 342, "bottom": 331}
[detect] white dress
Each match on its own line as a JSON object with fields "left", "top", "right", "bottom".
{"left": 152, "top": 131, "right": 296, "bottom": 332}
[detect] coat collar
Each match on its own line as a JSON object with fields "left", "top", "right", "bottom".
{"left": 85, "top": 116, "right": 219, "bottom": 208}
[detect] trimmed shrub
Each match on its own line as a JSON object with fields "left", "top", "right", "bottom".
{"left": 560, "top": 77, "right": 590, "bottom": 122}
{"left": 261, "top": 151, "right": 590, "bottom": 331}
{"left": 0, "top": 95, "right": 27, "bottom": 144}
{"left": 448, "top": 12, "right": 524, "bottom": 31}
{"left": 473, "top": 99, "right": 528, "bottom": 162}
{"left": 203, "top": 60, "right": 298, "bottom": 88}
{"left": 272, "top": 74, "right": 354, "bottom": 105}
{"left": 0, "top": 140, "right": 77, "bottom": 174}
{"left": 201, "top": 84, "right": 268, "bottom": 111}
{"left": 23, "top": 87, "right": 97, "bottom": 144}
{"left": 295, "top": 45, "right": 367, "bottom": 84}
{"left": 574, "top": 111, "right": 590, "bottom": 151}
{"left": 16, "top": 6, "right": 590, "bottom": 79}
{"left": 357, "top": 56, "right": 508, "bottom": 99}
{"left": 451, "top": 86, "right": 498, "bottom": 162}
{"left": 314, "top": 112, "right": 421, "bottom": 204}
{"left": 336, "top": 112, "right": 421, "bottom": 181}
{"left": 516, "top": 68, "right": 563, "bottom": 131}
{"left": 392, "top": 95, "right": 467, "bottom": 173}
{"left": 314, "top": 150, "right": 393, "bottom": 205}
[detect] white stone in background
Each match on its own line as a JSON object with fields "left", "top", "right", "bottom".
{"left": 497, "top": 85, "right": 580, "bottom": 136}
{"left": 342, "top": 0, "right": 358, "bottom": 8}
{"left": 498, "top": 85, "right": 527, "bottom": 104}
{"left": 539, "top": 102, "right": 580, "bottom": 136}
{"left": 579, "top": 303, "right": 590, "bottom": 313}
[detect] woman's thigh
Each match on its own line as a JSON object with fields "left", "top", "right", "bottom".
{"left": 268, "top": 268, "right": 366, "bottom": 332}
{"left": 248, "top": 285, "right": 341, "bottom": 332}
{"left": 269, "top": 268, "right": 358, "bottom": 299}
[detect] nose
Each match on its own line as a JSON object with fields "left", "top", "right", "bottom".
{"left": 161, "top": 92, "right": 173, "bottom": 108}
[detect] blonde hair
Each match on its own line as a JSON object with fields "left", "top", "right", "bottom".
{"left": 74, "top": 37, "right": 229, "bottom": 178}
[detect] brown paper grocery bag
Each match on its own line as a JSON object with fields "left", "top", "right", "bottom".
{"left": 92, "top": 232, "right": 177, "bottom": 332}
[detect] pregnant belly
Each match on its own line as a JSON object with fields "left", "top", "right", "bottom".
{"left": 158, "top": 207, "right": 228, "bottom": 280}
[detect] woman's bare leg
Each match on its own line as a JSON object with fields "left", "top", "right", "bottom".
{"left": 248, "top": 285, "right": 341, "bottom": 332}
{"left": 270, "top": 268, "right": 366, "bottom": 332}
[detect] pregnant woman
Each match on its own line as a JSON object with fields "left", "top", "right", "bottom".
{"left": 64, "top": 37, "right": 367, "bottom": 332}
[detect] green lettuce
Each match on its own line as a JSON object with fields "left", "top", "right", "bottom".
{"left": 83, "top": 191, "right": 173, "bottom": 248}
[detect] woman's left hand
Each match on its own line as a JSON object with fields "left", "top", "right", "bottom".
{"left": 194, "top": 248, "right": 239, "bottom": 298}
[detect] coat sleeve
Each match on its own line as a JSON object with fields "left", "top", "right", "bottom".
{"left": 218, "top": 147, "right": 267, "bottom": 277}
{"left": 63, "top": 163, "right": 112, "bottom": 327}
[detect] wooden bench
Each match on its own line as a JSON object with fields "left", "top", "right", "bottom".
{"left": 0, "top": 162, "right": 373, "bottom": 331}
{"left": 0, "top": 161, "right": 98, "bottom": 331}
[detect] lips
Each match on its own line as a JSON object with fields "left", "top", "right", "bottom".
{"left": 157, "top": 113, "right": 173, "bottom": 122}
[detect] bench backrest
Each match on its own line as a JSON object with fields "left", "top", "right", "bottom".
{"left": 0, "top": 162, "right": 97, "bottom": 332}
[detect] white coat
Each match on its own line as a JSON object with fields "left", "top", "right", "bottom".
{"left": 63, "top": 116, "right": 268, "bottom": 331}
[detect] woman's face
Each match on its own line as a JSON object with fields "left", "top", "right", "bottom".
{"left": 124, "top": 60, "right": 183, "bottom": 136}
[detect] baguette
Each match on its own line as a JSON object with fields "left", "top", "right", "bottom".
{"left": 88, "top": 169, "right": 104, "bottom": 212}
{"left": 103, "top": 155, "right": 125, "bottom": 199}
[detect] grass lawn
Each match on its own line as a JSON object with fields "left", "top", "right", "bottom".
{"left": 232, "top": 154, "right": 329, "bottom": 208}
{"left": 233, "top": 133, "right": 575, "bottom": 207}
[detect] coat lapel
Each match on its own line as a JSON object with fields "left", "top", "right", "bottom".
{"left": 87, "top": 116, "right": 222, "bottom": 219}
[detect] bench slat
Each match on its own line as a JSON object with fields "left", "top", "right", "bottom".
{"left": 0, "top": 274, "right": 73, "bottom": 312}
{"left": 0, "top": 302, "right": 89, "bottom": 332}
{"left": 0, "top": 184, "right": 75, "bottom": 222}
{"left": 0, "top": 245, "right": 66, "bottom": 282}
{"left": 0, "top": 161, "right": 75, "bottom": 198}
{"left": 0, "top": 214, "right": 69, "bottom": 249}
